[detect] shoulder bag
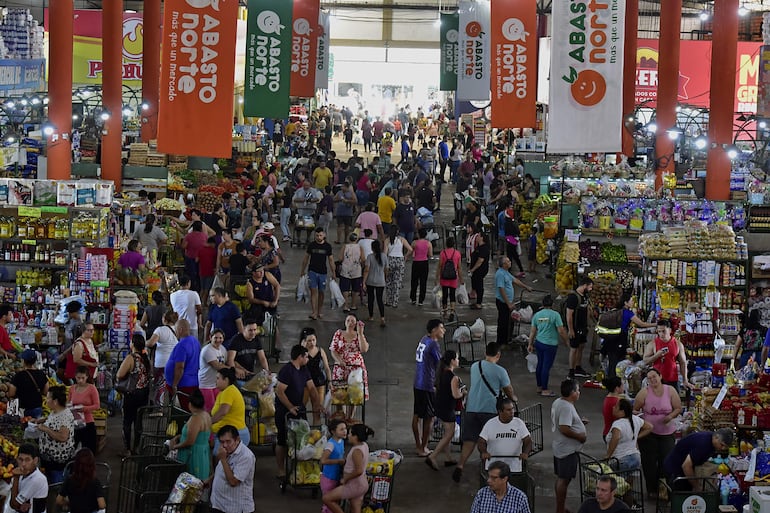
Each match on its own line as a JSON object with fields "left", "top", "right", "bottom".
{"left": 115, "top": 354, "right": 140, "bottom": 395}
{"left": 477, "top": 361, "right": 507, "bottom": 403}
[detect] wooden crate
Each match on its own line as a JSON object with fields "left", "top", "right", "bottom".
{"left": 94, "top": 418, "right": 106, "bottom": 436}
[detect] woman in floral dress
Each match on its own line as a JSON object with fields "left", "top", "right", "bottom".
{"left": 330, "top": 315, "right": 369, "bottom": 417}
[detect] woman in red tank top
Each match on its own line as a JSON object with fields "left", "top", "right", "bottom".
{"left": 65, "top": 323, "right": 99, "bottom": 381}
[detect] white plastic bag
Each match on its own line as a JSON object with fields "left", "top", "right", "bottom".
{"left": 469, "top": 318, "right": 486, "bottom": 340}
{"left": 517, "top": 305, "right": 533, "bottom": 323}
{"left": 526, "top": 352, "right": 538, "bottom": 373}
{"left": 297, "top": 275, "right": 308, "bottom": 302}
{"left": 329, "top": 279, "right": 345, "bottom": 309}
{"left": 456, "top": 284, "right": 469, "bottom": 305}
{"left": 453, "top": 326, "right": 471, "bottom": 343}
{"left": 432, "top": 285, "right": 443, "bottom": 310}
{"left": 452, "top": 422, "right": 461, "bottom": 444}
{"left": 348, "top": 367, "right": 364, "bottom": 385}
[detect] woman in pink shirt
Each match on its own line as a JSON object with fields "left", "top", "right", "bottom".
{"left": 69, "top": 366, "right": 101, "bottom": 454}
{"left": 409, "top": 228, "right": 433, "bottom": 305}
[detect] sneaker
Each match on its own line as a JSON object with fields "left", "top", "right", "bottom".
{"left": 282, "top": 236, "right": 291, "bottom": 242}
{"left": 568, "top": 369, "right": 576, "bottom": 379}
{"left": 452, "top": 467, "right": 463, "bottom": 483}
{"left": 418, "top": 302, "right": 424, "bottom": 306}
{"left": 574, "top": 366, "right": 590, "bottom": 378}
{"left": 411, "top": 299, "right": 417, "bottom": 305}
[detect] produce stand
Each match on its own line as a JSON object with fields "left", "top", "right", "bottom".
{"left": 578, "top": 453, "right": 644, "bottom": 513}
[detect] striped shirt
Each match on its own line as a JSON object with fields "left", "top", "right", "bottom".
{"left": 211, "top": 440, "right": 255, "bottom": 513}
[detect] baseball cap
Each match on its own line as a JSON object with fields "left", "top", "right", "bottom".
{"left": 20, "top": 349, "right": 37, "bottom": 363}
{"left": 505, "top": 207, "right": 515, "bottom": 219}
{"left": 263, "top": 222, "right": 275, "bottom": 230}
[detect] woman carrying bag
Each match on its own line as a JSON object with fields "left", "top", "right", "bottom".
{"left": 116, "top": 334, "right": 152, "bottom": 456}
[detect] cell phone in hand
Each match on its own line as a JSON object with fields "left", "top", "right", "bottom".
{"left": 661, "top": 347, "right": 669, "bottom": 354}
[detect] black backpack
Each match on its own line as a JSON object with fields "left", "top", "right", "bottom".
{"left": 441, "top": 250, "right": 458, "bottom": 280}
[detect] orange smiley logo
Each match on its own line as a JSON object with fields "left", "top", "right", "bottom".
{"left": 570, "top": 69, "right": 607, "bottom": 107}
{"left": 466, "top": 21, "right": 482, "bottom": 37}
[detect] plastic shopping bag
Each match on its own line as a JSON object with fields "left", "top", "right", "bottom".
{"left": 432, "top": 285, "right": 443, "bottom": 310}
{"left": 526, "top": 352, "right": 538, "bottom": 373}
{"left": 456, "top": 284, "right": 469, "bottom": 305}
{"left": 329, "top": 279, "right": 345, "bottom": 309}
{"left": 469, "top": 318, "right": 486, "bottom": 341}
{"left": 297, "top": 275, "right": 309, "bottom": 302}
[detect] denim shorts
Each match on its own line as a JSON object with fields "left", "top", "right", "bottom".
{"left": 308, "top": 270, "right": 328, "bottom": 290}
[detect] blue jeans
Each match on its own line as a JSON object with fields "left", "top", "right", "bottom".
{"left": 400, "top": 231, "right": 414, "bottom": 245}
{"left": 616, "top": 453, "right": 641, "bottom": 472}
{"left": 308, "top": 270, "right": 328, "bottom": 290}
{"left": 280, "top": 207, "right": 292, "bottom": 238}
{"left": 535, "top": 341, "right": 558, "bottom": 390}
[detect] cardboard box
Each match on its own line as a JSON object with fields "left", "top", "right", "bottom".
{"left": 95, "top": 181, "right": 114, "bottom": 207}
{"left": 75, "top": 181, "right": 96, "bottom": 207}
{"left": 750, "top": 486, "right": 770, "bottom": 513}
{"left": 7, "top": 179, "right": 33, "bottom": 205}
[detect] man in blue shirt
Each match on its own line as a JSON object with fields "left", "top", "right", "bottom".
{"left": 453, "top": 342, "right": 517, "bottom": 483}
{"left": 470, "top": 461, "right": 530, "bottom": 513}
{"left": 412, "top": 318, "right": 444, "bottom": 457}
{"left": 663, "top": 429, "right": 733, "bottom": 491}
{"left": 495, "top": 256, "right": 532, "bottom": 346}
{"left": 438, "top": 136, "right": 450, "bottom": 182}
{"left": 204, "top": 287, "right": 243, "bottom": 343}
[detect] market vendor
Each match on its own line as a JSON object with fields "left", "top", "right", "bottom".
{"left": 642, "top": 319, "right": 693, "bottom": 390}
{"left": 0, "top": 304, "right": 17, "bottom": 358}
{"left": 117, "top": 240, "right": 146, "bottom": 272}
{"left": 662, "top": 429, "right": 733, "bottom": 491}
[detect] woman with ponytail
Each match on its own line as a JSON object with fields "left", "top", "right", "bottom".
{"left": 606, "top": 398, "right": 652, "bottom": 471}
{"left": 426, "top": 350, "right": 466, "bottom": 470}
{"left": 116, "top": 334, "right": 152, "bottom": 456}
{"left": 132, "top": 213, "right": 168, "bottom": 252}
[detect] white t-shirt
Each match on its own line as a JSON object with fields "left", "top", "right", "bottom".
{"left": 358, "top": 239, "right": 374, "bottom": 259}
{"left": 152, "top": 325, "right": 179, "bottom": 368}
{"left": 9, "top": 468, "right": 47, "bottom": 513}
{"left": 479, "top": 417, "right": 531, "bottom": 472}
{"left": 199, "top": 343, "right": 228, "bottom": 389}
{"left": 170, "top": 289, "right": 202, "bottom": 331}
{"left": 607, "top": 415, "right": 644, "bottom": 460}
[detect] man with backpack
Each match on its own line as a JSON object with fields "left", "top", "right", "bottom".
{"left": 565, "top": 277, "right": 594, "bottom": 379}
{"left": 598, "top": 294, "right": 656, "bottom": 378}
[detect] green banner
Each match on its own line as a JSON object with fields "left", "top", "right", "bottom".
{"left": 440, "top": 12, "right": 459, "bottom": 92}
{"left": 244, "top": 0, "right": 293, "bottom": 119}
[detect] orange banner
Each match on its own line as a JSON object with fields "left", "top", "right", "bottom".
{"left": 157, "top": 0, "right": 238, "bottom": 157}
{"left": 490, "top": 0, "right": 537, "bottom": 128}
{"left": 289, "top": 0, "right": 320, "bottom": 98}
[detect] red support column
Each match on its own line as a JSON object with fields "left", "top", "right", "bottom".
{"left": 654, "top": 0, "right": 683, "bottom": 188}
{"left": 706, "top": 0, "right": 739, "bottom": 200}
{"left": 47, "top": 0, "right": 73, "bottom": 180}
{"left": 622, "top": 0, "right": 639, "bottom": 158}
{"left": 102, "top": 0, "right": 123, "bottom": 190}
{"left": 141, "top": 0, "right": 161, "bottom": 142}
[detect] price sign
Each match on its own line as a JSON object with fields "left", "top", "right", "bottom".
{"left": 18, "top": 206, "right": 41, "bottom": 218}
{"left": 21, "top": 240, "right": 36, "bottom": 246}
{"left": 40, "top": 206, "right": 68, "bottom": 214}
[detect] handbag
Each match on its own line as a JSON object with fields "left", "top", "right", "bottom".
{"left": 115, "top": 354, "right": 140, "bottom": 395}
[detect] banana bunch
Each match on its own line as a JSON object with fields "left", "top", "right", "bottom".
{"left": 536, "top": 233, "right": 548, "bottom": 264}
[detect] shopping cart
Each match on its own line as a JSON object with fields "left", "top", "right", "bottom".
{"left": 137, "top": 492, "right": 211, "bottom": 513}
{"left": 479, "top": 456, "right": 535, "bottom": 512}
{"left": 329, "top": 364, "right": 366, "bottom": 424}
{"left": 363, "top": 449, "right": 403, "bottom": 513}
{"left": 443, "top": 320, "right": 487, "bottom": 367}
{"left": 280, "top": 412, "right": 327, "bottom": 497}
{"left": 115, "top": 455, "right": 187, "bottom": 513}
{"left": 135, "top": 402, "right": 191, "bottom": 454}
{"left": 243, "top": 390, "right": 277, "bottom": 451}
{"left": 517, "top": 403, "right": 544, "bottom": 456}
{"left": 578, "top": 453, "right": 645, "bottom": 512}
{"left": 656, "top": 477, "right": 719, "bottom": 513}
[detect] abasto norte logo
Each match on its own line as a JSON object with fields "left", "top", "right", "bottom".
{"left": 122, "top": 16, "right": 144, "bottom": 61}
{"left": 464, "top": 21, "right": 485, "bottom": 79}
{"left": 561, "top": 0, "right": 612, "bottom": 107}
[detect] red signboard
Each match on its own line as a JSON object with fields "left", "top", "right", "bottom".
{"left": 157, "top": 0, "right": 239, "bottom": 157}
{"left": 635, "top": 39, "right": 761, "bottom": 113}
{"left": 289, "top": 0, "right": 320, "bottom": 98}
{"left": 490, "top": 0, "right": 537, "bottom": 128}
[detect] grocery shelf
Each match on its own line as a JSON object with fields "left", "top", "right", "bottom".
{"left": 0, "top": 238, "right": 68, "bottom": 244}
{"left": 0, "top": 262, "right": 67, "bottom": 269}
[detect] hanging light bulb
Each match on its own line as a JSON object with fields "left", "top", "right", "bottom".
{"left": 699, "top": 10, "right": 710, "bottom": 21}
{"left": 738, "top": 4, "right": 749, "bottom": 16}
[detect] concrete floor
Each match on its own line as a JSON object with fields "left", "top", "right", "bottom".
{"left": 99, "top": 138, "right": 649, "bottom": 513}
